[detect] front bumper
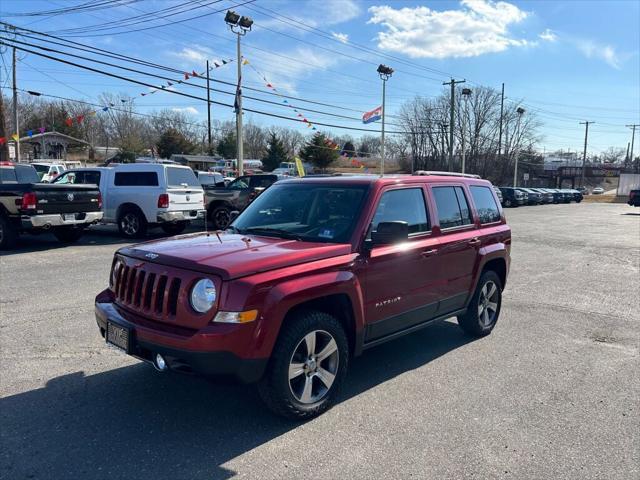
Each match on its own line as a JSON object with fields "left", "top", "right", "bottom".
{"left": 22, "top": 211, "right": 103, "bottom": 229}
{"left": 156, "top": 209, "right": 205, "bottom": 223}
{"left": 94, "top": 297, "right": 267, "bottom": 383}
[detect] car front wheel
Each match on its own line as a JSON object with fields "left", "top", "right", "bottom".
{"left": 457, "top": 270, "right": 503, "bottom": 337}
{"left": 210, "top": 205, "right": 231, "bottom": 230}
{"left": 258, "top": 310, "right": 349, "bottom": 419}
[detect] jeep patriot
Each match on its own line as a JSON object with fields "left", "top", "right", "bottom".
{"left": 95, "top": 172, "right": 511, "bottom": 418}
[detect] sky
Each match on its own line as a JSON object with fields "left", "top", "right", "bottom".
{"left": 1, "top": 0, "right": 639, "bottom": 156}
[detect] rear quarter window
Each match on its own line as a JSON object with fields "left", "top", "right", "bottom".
{"left": 114, "top": 171, "right": 159, "bottom": 186}
{"left": 470, "top": 186, "right": 501, "bottom": 224}
{"left": 166, "top": 167, "right": 200, "bottom": 188}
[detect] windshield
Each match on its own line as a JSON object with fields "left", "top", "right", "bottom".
{"left": 233, "top": 183, "right": 369, "bottom": 243}
{"left": 166, "top": 167, "right": 200, "bottom": 188}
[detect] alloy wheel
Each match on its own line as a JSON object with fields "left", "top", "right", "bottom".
{"left": 288, "top": 330, "right": 339, "bottom": 404}
{"left": 214, "top": 209, "right": 230, "bottom": 229}
{"left": 121, "top": 213, "right": 139, "bottom": 236}
{"left": 478, "top": 280, "right": 499, "bottom": 327}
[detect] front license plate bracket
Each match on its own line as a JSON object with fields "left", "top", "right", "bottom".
{"left": 106, "top": 322, "right": 133, "bottom": 353}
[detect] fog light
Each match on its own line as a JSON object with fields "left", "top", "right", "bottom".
{"left": 154, "top": 353, "right": 168, "bottom": 371}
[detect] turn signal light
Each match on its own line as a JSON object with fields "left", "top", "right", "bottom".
{"left": 157, "top": 193, "right": 169, "bottom": 208}
{"left": 21, "top": 192, "right": 37, "bottom": 210}
{"left": 213, "top": 310, "right": 259, "bottom": 324}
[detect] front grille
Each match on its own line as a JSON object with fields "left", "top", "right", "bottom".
{"left": 113, "top": 262, "right": 182, "bottom": 320}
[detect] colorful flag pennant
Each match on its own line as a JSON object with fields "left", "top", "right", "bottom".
{"left": 222, "top": 59, "right": 228, "bottom": 64}
{"left": 65, "top": 118, "right": 73, "bottom": 127}
{"left": 89, "top": 111, "right": 96, "bottom": 116}
{"left": 191, "top": 70, "right": 198, "bottom": 77}
{"left": 242, "top": 59, "right": 249, "bottom": 65}
{"left": 141, "top": 93, "right": 146, "bottom": 96}
{"left": 0, "top": 137, "right": 6, "bottom": 145}
{"left": 266, "top": 83, "right": 273, "bottom": 88}
{"left": 77, "top": 115, "right": 85, "bottom": 123}
{"left": 11, "top": 133, "right": 19, "bottom": 142}
{"left": 38, "top": 127, "right": 45, "bottom": 133}
{"left": 184, "top": 73, "right": 190, "bottom": 80}
{"left": 27, "top": 130, "right": 33, "bottom": 137}
{"left": 102, "top": 107, "right": 109, "bottom": 112}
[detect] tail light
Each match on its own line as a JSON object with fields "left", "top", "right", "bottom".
{"left": 97, "top": 192, "right": 103, "bottom": 210}
{"left": 21, "top": 192, "right": 37, "bottom": 210}
{"left": 158, "top": 193, "right": 169, "bottom": 208}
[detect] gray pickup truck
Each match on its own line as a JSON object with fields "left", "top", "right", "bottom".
{"left": 0, "top": 162, "right": 103, "bottom": 249}
{"left": 206, "top": 174, "right": 283, "bottom": 229}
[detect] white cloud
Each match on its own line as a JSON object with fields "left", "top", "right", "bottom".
{"left": 171, "top": 107, "right": 199, "bottom": 115}
{"left": 576, "top": 40, "right": 621, "bottom": 69}
{"left": 367, "top": 0, "right": 530, "bottom": 59}
{"left": 539, "top": 28, "right": 557, "bottom": 42}
{"left": 174, "top": 47, "right": 211, "bottom": 64}
{"left": 332, "top": 32, "right": 349, "bottom": 44}
{"left": 258, "top": 0, "right": 361, "bottom": 30}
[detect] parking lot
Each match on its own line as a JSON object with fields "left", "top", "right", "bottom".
{"left": 1, "top": 203, "right": 638, "bottom": 479}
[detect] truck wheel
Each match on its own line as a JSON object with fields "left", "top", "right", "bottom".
{"left": 210, "top": 206, "right": 231, "bottom": 230}
{"left": 161, "top": 221, "right": 188, "bottom": 236}
{"left": 118, "top": 209, "right": 147, "bottom": 239}
{"left": 504, "top": 199, "right": 512, "bottom": 208}
{"left": 53, "top": 226, "right": 84, "bottom": 244}
{"left": 258, "top": 310, "right": 349, "bottom": 420}
{"left": 457, "top": 270, "right": 503, "bottom": 337}
{"left": 0, "top": 215, "right": 18, "bottom": 250}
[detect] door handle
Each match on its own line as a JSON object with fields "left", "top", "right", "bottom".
{"left": 468, "top": 237, "right": 481, "bottom": 246}
{"left": 421, "top": 249, "right": 438, "bottom": 257}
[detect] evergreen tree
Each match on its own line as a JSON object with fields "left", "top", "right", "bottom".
{"left": 156, "top": 128, "right": 195, "bottom": 159}
{"left": 342, "top": 140, "right": 356, "bottom": 157}
{"left": 216, "top": 132, "right": 236, "bottom": 159}
{"left": 262, "top": 132, "right": 288, "bottom": 171}
{"left": 299, "top": 132, "right": 339, "bottom": 171}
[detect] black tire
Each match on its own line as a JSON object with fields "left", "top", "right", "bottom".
{"left": 504, "top": 199, "right": 513, "bottom": 208}
{"left": 117, "top": 208, "right": 147, "bottom": 239}
{"left": 0, "top": 215, "right": 18, "bottom": 250}
{"left": 210, "top": 205, "right": 231, "bottom": 230}
{"left": 258, "top": 310, "right": 349, "bottom": 420}
{"left": 53, "top": 226, "right": 84, "bottom": 244}
{"left": 457, "top": 270, "right": 503, "bottom": 337}
{"left": 161, "top": 221, "right": 188, "bottom": 236}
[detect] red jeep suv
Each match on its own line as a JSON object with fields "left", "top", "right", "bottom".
{"left": 95, "top": 172, "right": 511, "bottom": 418}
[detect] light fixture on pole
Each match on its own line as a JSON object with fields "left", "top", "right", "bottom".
{"left": 377, "top": 64, "right": 393, "bottom": 176}
{"left": 461, "top": 88, "right": 472, "bottom": 173}
{"left": 513, "top": 107, "right": 525, "bottom": 187}
{"left": 225, "top": 10, "right": 253, "bottom": 177}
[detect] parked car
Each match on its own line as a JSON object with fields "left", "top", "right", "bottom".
{"left": 205, "top": 174, "right": 284, "bottom": 230}
{"left": 529, "top": 188, "right": 554, "bottom": 204}
{"left": 566, "top": 189, "right": 583, "bottom": 203}
{"left": 558, "top": 189, "right": 573, "bottom": 203}
{"left": 592, "top": 187, "right": 604, "bottom": 195}
{"left": 53, "top": 164, "right": 205, "bottom": 238}
{"left": 0, "top": 162, "right": 102, "bottom": 249}
{"left": 95, "top": 172, "right": 510, "bottom": 418}
{"left": 32, "top": 162, "right": 66, "bottom": 183}
{"left": 499, "top": 187, "right": 525, "bottom": 207}
{"left": 538, "top": 188, "right": 563, "bottom": 204}
{"left": 195, "top": 171, "right": 225, "bottom": 189}
{"left": 494, "top": 186, "right": 503, "bottom": 204}
{"left": 628, "top": 189, "right": 640, "bottom": 207}
{"left": 516, "top": 188, "right": 542, "bottom": 205}
{"left": 577, "top": 186, "right": 588, "bottom": 195}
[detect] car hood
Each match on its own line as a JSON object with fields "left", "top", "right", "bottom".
{"left": 119, "top": 232, "right": 353, "bottom": 280}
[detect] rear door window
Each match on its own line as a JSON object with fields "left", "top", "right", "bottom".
{"left": 114, "top": 171, "right": 159, "bottom": 186}
{"left": 166, "top": 167, "right": 199, "bottom": 188}
{"left": 470, "top": 186, "right": 501, "bottom": 224}
{"left": 433, "top": 186, "right": 473, "bottom": 229}
{"left": 371, "top": 188, "right": 429, "bottom": 235}
{"left": 15, "top": 165, "right": 40, "bottom": 183}
{"left": 250, "top": 176, "right": 277, "bottom": 189}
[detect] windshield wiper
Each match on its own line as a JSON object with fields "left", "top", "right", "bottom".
{"left": 242, "top": 227, "right": 303, "bottom": 241}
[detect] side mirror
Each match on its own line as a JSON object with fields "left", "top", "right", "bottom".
{"left": 229, "top": 210, "right": 240, "bottom": 223}
{"left": 370, "top": 221, "right": 409, "bottom": 245}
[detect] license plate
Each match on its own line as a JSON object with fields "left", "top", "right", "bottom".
{"left": 63, "top": 213, "right": 76, "bottom": 221}
{"left": 106, "top": 322, "right": 131, "bottom": 353}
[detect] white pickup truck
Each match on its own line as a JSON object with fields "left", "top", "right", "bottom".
{"left": 53, "top": 163, "right": 205, "bottom": 238}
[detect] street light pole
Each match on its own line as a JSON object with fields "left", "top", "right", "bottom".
{"left": 443, "top": 78, "right": 465, "bottom": 171}
{"left": 461, "top": 88, "right": 472, "bottom": 173}
{"left": 377, "top": 64, "right": 393, "bottom": 176}
{"left": 513, "top": 107, "right": 525, "bottom": 187}
{"left": 12, "top": 47, "right": 20, "bottom": 162}
{"left": 225, "top": 10, "right": 252, "bottom": 177}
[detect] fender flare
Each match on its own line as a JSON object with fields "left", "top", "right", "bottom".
{"left": 466, "top": 244, "right": 509, "bottom": 305}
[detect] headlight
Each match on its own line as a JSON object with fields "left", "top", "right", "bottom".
{"left": 190, "top": 278, "right": 217, "bottom": 313}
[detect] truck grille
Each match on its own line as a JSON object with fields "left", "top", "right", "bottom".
{"left": 113, "top": 263, "right": 182, "bottom": 320}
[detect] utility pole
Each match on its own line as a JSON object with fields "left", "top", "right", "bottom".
{"left": 461, "top": 88, "right": 472, "bottom": 173}
{"left": 497, "top": 82, "right": 504, "bottom": 157}
{"left": 512, "top": 107, "right": 525, "bottom": 187}
{"left": 206, "top": 60, "right": 212, "bottom": 154}
{"left": 626, "top": 124, "right": 638, "bottom": 172}
{"left": 0, "top": 82, "right": 7, "bottom": 162}
{"left": 443, "top": 78, "right": 465, "bottom": 171}
{"left": 12, "top": 46, "right": 20, "bottom": 162}
{"left": 580, "top": 121, "right": 594, "bottom": 187}
{"left": 441, "top": 123, "right": 448, "bottom": 167}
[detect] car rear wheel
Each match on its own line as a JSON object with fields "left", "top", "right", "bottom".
{"left": 53, "top": 226, "right": 84, "bottom": 243}
{"left": 118, "top": 209, "right": 147, "bottom": 239}
{"left": 161, "top": 221, "right": 188, "bottom": 236}
{"left": 258, "top": 310, "right": 349, "bottom": 419}
{"left": 0, "top": 215, "right": 18, "bottom": 250}
{"left": 210, "top": 205, "right": 231, "bottom": 230}
{"left": 504, "top": 199, "right": 513, "bottom": 207}
{"left": 457, "top": 271, "right": 502, "bottom": 337}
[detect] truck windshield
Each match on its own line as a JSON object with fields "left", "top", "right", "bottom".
{"left": 233, "top": 183, "right": 369, "bottom": 243}
{"left": 166, "top": 167, "right": 200, "bottom": 188}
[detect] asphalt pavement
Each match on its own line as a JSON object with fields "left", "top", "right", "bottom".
{"left": 1, "top": 203, "right": 638, "bottom": 479}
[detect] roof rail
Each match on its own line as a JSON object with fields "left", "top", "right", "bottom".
{"left": 412, "top": 170, "right": 481, "bottom": 179}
